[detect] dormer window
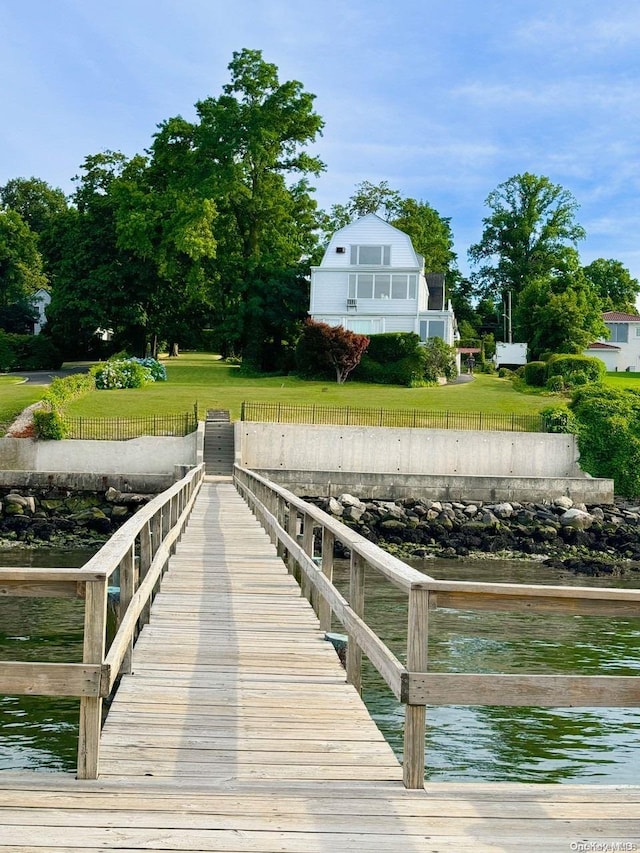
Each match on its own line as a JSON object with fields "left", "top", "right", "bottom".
{"left": 350, "top": 245, "right": 391, "bottom": 266}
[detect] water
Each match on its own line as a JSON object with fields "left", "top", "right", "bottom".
{"left": 0, "top": 548, "right": 95, "bottom": 773}
{"left": 331, "top": 557, "right": 640, "bottom": 783}
{"left": 1, "top": 549, "right": 639, "bottom": 782}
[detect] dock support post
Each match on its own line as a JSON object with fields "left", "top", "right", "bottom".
{"left": 403, "top": 587, "right": 429, "bottom": 789}
{"left": 77, "top": 578, "right": 107, "bottom": 780}
{"left": 319, "top": 528, "right": 335, "bottom": 632}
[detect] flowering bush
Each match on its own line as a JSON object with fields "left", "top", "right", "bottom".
{"left": 94, "top": 357, "right": 167, "bottom": 390}
{"left": 131, "top": 357, "right": 167, "bottom": 382}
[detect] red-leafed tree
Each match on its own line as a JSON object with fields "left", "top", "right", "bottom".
{"left": 296, "top": 319, "right": 369, "bottom": 383}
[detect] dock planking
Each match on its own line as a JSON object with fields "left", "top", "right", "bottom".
{"left": 0, "top": 480, "right": 639, "bottom": 852}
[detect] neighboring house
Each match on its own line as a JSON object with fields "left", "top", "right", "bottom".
{"left": 309, "top": 213, "right": 459, "bottom": 358}
{"left": 584, "top": 311, "right": 640, "bottom": 371}
{"left": 30, "top": 288, "right": 51, "bottom": 335}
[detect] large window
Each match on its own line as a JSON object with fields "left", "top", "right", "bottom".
{"left": 606, "top": 323, "right": 629, "bottom": 343}
{"left": 350, "top": 245, "right": 391, "bottom": 265}
{"left": 344, "top": 318, "right": 383, "bottom": 335}
{"left": 420, "top": 319, "right": 446, "bottom": 341}
{"left": 349, "top": 273, "right": 417, "bottom": 300}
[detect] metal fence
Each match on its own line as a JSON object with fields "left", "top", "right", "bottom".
{"left": 65, "top": 412, "right": 198, "bottom": 441}
{"left": 240, "top": 401, "right": 545, "bottom": 432}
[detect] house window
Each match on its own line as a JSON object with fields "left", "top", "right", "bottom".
{"left": 344, "top": 318, "right": 383, "bottom": 335}
{"left": 349, "top": 273, "right": 417, "bottom": 300}
{"left": 420, "top": 320, "right": 446, "bottom": 341}
{"left": 606, "top": 323, "right": 629, "bottom": 343}
{"left": 635, "top": 326, "right": 640, "bottom": 337}
{"left": 350, "top": 245, "right": 391, "bottom": 265}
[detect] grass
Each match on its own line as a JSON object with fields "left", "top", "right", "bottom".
{"left": 10, "top": 353, "right": 634, "bottom": 428}
{"left": 0, "top": 376, "right": 45, "bottom": 433}
{"left": 60, "top": 352, "right": 554, "bottom": 421}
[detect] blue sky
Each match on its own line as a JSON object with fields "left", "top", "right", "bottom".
{"left": 2, "top": 0, "right": 640, "bottom": 284}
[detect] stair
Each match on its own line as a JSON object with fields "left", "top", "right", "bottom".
{"left": 203, "top": 410, "right": 234, "bottom": 475}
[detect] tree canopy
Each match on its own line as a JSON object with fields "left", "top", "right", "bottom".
{"left": 582, "top": 258, "right": 640, "bottom": 313}
{"left": 0, "top": 210, "right": 47, "bottom": 308}
{"left": 469, "top": 172, "right": 586, "bottom": 303}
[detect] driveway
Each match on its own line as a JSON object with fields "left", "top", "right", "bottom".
{"left": 8, "top": 365, "right": 91, "bottom": 386}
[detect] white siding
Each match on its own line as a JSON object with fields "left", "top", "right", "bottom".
{"left": 320, "top": 213, "right": 421, "bottom": 269}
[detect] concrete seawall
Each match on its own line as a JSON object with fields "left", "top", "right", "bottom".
{"left": 236, "top": 422, "right": 614, "bottom": 503}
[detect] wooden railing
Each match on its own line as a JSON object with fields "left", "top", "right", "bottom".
{"left": 234, "top": 465, "right": 640, "bottom": 789}
{"left": 0, "top": 463, "right": 205, "bottom": 779}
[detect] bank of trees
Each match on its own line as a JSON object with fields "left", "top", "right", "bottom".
{"left": 1, "top": 51, "right": 637, "bottom": 370}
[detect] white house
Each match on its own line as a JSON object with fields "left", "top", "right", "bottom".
{"left": 309, "top": 213, "right": 458, "bottom": 354}
{"left": 584, "top": 311, "right": 640, "bottom": 372}
{"left": 30, "top": 288, "right": 51, "bottom": 335}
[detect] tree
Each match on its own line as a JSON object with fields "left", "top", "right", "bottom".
{"left": 191, "top": 48, "right": 325, "bottom": 364}
{"left": 321, "top": 180, "right": 403, "bottom": 236}
{"left": 421, "top": 337, "right": 457, "bottom": 382}
{"left": 296, "top": 319, "right": 369, "bottom": 383}
{"left": 582, "top": 258, "right": 640, "bottom": 313}
{"left": 469, "top": 173, "right": 586, "bottom": 306}
{"left": 0, "top": 177, "right": 68, "bottom": 236}
{"left": 0, "top": 210, "right": 47, "bottom": 308}
{"left": 514, "top": 257, "right": 607, "bottom": 359}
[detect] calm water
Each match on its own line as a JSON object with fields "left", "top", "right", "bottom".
{"left": 1, "top": 548, "right": 639, "bottom": 782}
{"left": 332, "top": 557, "right": 640, "bottom": 783}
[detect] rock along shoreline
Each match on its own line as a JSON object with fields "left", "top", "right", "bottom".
{"left": 0, "top": 486, "right": 153, "bottom": 550}
{"left": 304, "top": 493, "right": 640, "bottom": 578}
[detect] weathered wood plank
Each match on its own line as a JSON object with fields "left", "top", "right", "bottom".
{"left": 0, "top": 662, "right": 102, "bottom": 697}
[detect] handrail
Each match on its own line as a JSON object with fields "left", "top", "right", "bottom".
{"left": 234, "top": 464, "right": 640, "bottom": 790}
{"left": 0, "top": 463, "right": 206, "bottom": 780}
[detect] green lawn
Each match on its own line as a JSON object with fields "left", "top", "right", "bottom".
{"left": 602, "top": 371, "right": 640, "bottom": 390}
{"left": 0, "top": 376, "right": 46, "bottom": 433}
{"left": 61, "top": 353, "right": 553, "bottom": 421}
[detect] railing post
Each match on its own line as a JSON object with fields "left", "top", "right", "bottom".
{"left": 139, "top": 520, "right": 153, "bottom": 627}
{"left": 301, "top": 513, "right": 314, "bottom": 602}
{"left": 275, "top": 495, "right": 286, "bottom": 559}
{"left": 287, "top": 505, "right": 298, "bottom": 574}
{"left": 77, "top": 577, "right": 108, "bottom": 779}
{"left": 319, "top": 527, "right": 335, "bottom": 632}
{"left": 346, "top": 551, "right": 365, "bottom": 694}
{"left": 119, "top": 544, "right": 135, "bottom": 675}
{"left": 403, "top": 587, "right": 429, "bottom": 789}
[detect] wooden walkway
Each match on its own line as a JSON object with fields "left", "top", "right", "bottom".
{"left": 1, "top": 480, "right": 639, "bottom": 851}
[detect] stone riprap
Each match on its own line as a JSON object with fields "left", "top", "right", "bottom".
{"left": 0, "top": 486, "right": 154, "bottom": 547}
{"left": 305, "top": 493, "right": 640, "bottom": 576}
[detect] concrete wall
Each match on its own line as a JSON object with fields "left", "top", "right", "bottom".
{"left": 236, "top": 422, "right": 614, "bottom": 503}
{"left": 255, "top": 469, "right": 613, "bottom": 505}
{"left": 0, "top": 429, "right": 199, "bottom": 492}
{"left": 237, "top": 423, "right": 582, "bottom": 477}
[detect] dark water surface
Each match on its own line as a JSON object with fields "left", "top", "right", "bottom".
{"left": 1, "top": 548, "right": 639, "bottom": 782}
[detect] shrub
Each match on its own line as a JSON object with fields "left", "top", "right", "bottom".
{"left": 545, "top": 375, "right": 566, "bottom": 392}
{"left": 422, "top": 337, "right": 457, "bottom": 383}
{"left": 295, "top": 320, "right": 369, "bottom": 383}
{"left": 95, "top": 359, "right": 151, "bottom": 390}
{"left": 541, "top": 406, "right": 576, "bottom": 433}
{"left": 570, "top": 385, "right": 640, "bottom": 498}
{"left": 523, "top": 361, "right": 547, "bottom": 387}
{"left": 497, "top": 367, "right": 513, "bottom": 378}
{"left": 33, "top": 408, "right": 68, "bottom": 440}
{"left": 546, "top": 354, "right": 606, "bottom": 385}
{"left": 353, "top": 333, "right": 427, "bottom": 387}
{"left": 130, "top": 357, "right": 167, "bottom": 382}
{"left": 0, "top": 332, "right": 63, "bottom": 371}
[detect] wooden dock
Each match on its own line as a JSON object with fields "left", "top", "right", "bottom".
{"left": 1, "top": 480, "right": 639, "bottom": 851}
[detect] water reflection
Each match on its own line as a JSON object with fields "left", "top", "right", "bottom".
{"left": 334, "top": 557, "right": 640, "bottom": 783}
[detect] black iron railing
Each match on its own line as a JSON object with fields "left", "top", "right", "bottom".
{"left": 65, "top": 412, "right": 198, "bottom": 441}
{"left": 240, "top": 402, "right": 545, "bottom": 433}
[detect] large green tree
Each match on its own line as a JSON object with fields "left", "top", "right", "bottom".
{"left": 191, "top": 49, "right": 324, "bottom": 363}
{"left": 469, "top": 172, "right": 586, "bottom": 305}
{"left": 514, "top": 253, "right": 607, "bottom": 359}
{"left": 0, "top": 209, "right": 47, "bottom": 308}
{"left": 582, "top": 258, "right": 640, "bottom": 313}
